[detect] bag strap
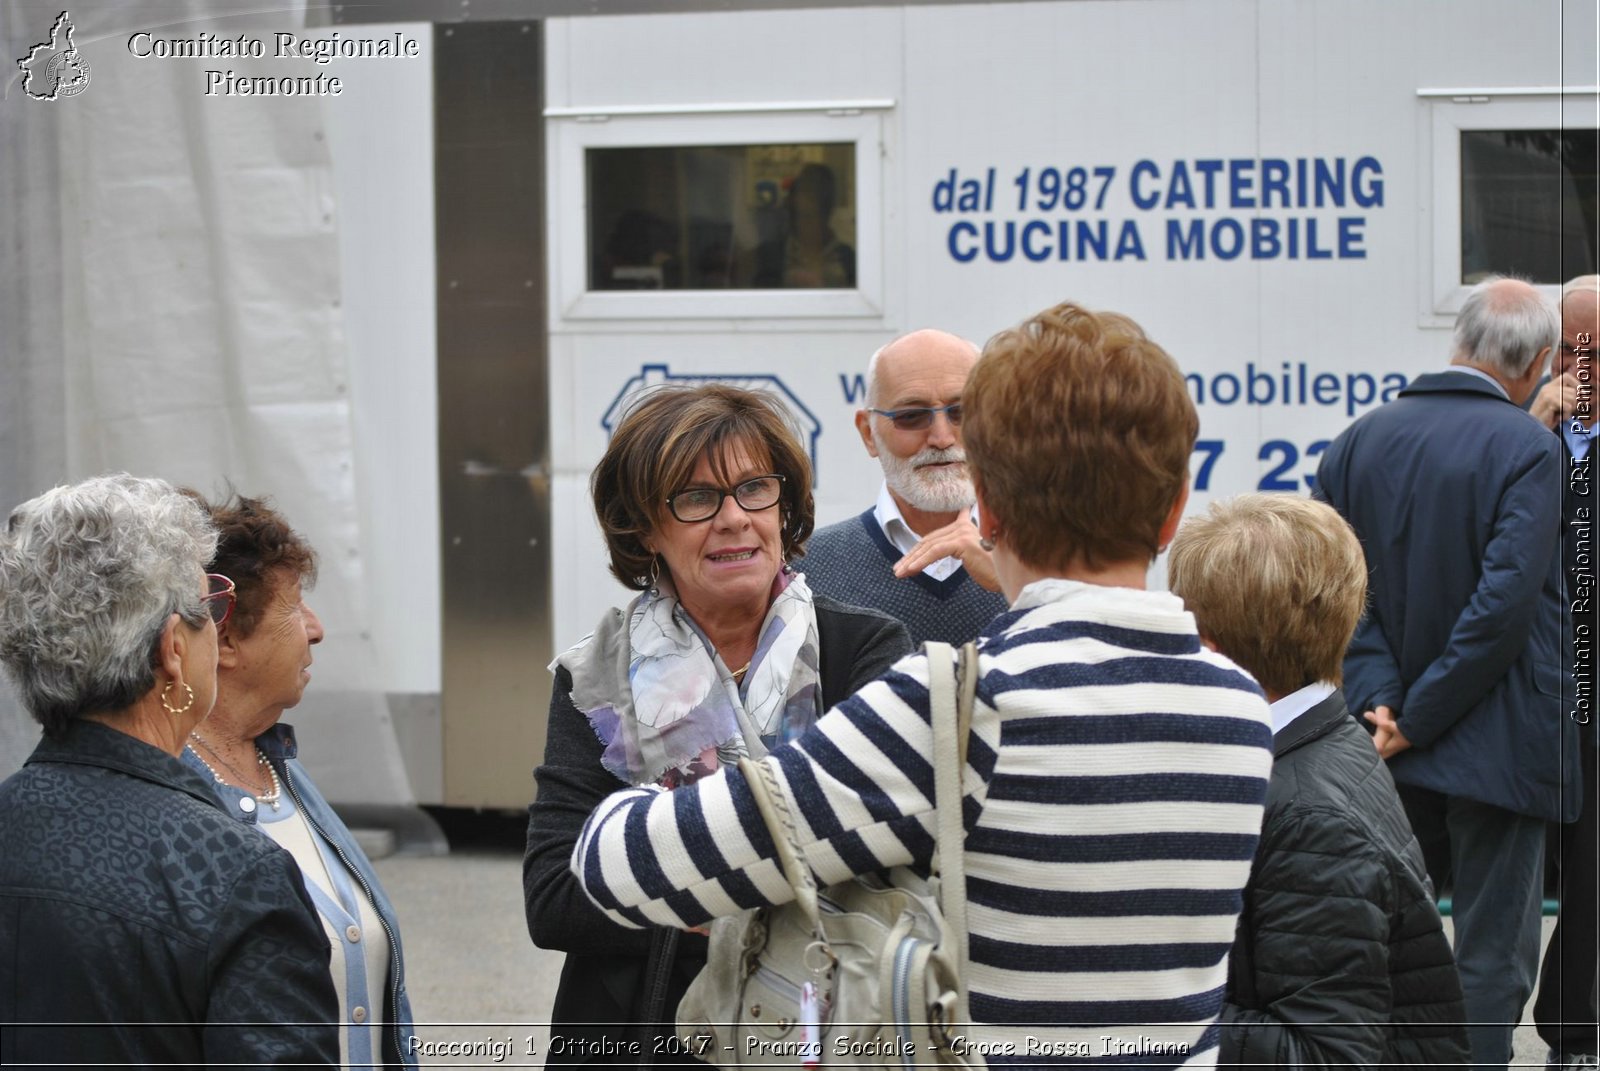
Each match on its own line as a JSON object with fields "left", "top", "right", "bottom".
{"left": 925, "top": 640, "right": 978, "bottom": 1025}
{"left": 737, "top": 754, "right": 824, "bottom": 942}
{"left": 738, "top": 639, "right": 979, "bottom": 998}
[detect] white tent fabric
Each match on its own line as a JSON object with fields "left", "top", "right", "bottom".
{"left": 0, "top": 0, "right": 415, "bottom": 805}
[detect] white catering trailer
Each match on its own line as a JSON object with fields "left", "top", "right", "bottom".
{"left": 0, "top": 0, "right": 1594, "bottom": 813}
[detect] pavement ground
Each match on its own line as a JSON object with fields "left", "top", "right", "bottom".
{"left": 373, "top": 847, "right": 1562, "bottom": 1068}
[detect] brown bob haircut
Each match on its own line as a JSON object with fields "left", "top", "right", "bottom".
{"left": 593, "top": 384, "right": 815, "bottom": 591}
{"left": 963, "top": 301, "right": 1197, "bottom": 572}
{"left": 193, "top": 491, "right": 319, "bottom": 637}
{"left": 1168, "top": 493, "right": 1367, "bottom": 698}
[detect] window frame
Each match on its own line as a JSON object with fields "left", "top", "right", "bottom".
{"left": 1422, "top": 86, "right": 1598, "bottom": 322}
{"left": 547, "top": 103, "right": 890, "bottom": 321}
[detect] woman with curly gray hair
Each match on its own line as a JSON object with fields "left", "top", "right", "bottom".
{"left": 0, "top": 473, "right": 339, "bottom": 1067}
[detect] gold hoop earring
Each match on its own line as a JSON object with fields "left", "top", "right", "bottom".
{"left": 161, "top": 681, "right": 196, "bottom": 718}
{"left": 646, "top": 555, "right": 661, "bottom": 592}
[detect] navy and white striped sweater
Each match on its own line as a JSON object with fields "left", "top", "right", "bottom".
{"left": 574, "top": 579, "right": 1273, "bottom": 1066}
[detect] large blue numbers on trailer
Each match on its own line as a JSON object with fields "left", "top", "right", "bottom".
{"left": 1013, "top": 166, "right": 1118, "bottom": 212}
{"left": 1191, "top": 439, "right": 1332, "bottom": 493}
{"left": 1258, "top": 440, "right": 1299, "bottom": 490}
{"left": 1301, "top": 440, "right": 1331, "bottom": 493}
{"left": 1192, "top": 440, "right": 1225, "bottom": 491}
{"left": 1258, "top": 439, "right": 1332, "bottom": 492}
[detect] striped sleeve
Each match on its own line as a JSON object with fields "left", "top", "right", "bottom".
{"left": 571, "top": 649, "right": 974, "bottom": 929}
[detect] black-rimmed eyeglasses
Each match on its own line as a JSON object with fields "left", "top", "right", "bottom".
{"left": 201, "top": 573, "right": 236, "bottom": 627}
{"left": 868, "top": 403, "right": 963, "bottom": 432}
{"left": 666, "top": 474, "right": 785, "bottom": 523}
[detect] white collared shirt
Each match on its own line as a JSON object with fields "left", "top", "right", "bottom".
{"left": 871, "top": 483, "right": 973, "bottom": 582}
{"left": 1269, "top": 681, "right": 1337, "bottom": 738}
{"left": 1563, "top": 418, "right": 1595, "bottom": 462}
{"left": 1448, "top": 365, "right": 1509, "bottom": 399}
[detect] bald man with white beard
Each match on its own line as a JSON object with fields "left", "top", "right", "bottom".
{"left": 799, "top": 329, "right": 1009, "bottom": 645}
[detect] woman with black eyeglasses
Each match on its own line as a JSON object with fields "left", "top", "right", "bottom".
{"left": 0, "top": 474, "right": 338, "bottom": 1067}
{"left": 524, "top": 384, "right": 911, "bottom": 1066}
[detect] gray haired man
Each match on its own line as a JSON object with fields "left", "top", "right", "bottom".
{"left": 1315, "top": 276, "right": 1578, "bottom": 1071}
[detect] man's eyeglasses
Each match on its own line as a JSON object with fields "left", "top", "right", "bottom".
{"left": 666, "top": 475, "right": 785, "bottom": 524}
{"left": 868, "top": 403, "right": 963, "bottom": 432}
{"left": 201, "top": 573, "right": 236, "bottom": 627}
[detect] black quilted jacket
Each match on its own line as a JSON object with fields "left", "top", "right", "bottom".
{"left": 1219, "top": 690, "right": 1471, "bottom": 1068}
{"left": 0, "top": 718, "right": 339, "bottom": 1068}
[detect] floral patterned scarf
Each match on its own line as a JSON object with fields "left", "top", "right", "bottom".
{"left": 553, "top": 568, "right": 822, "bottom": 788}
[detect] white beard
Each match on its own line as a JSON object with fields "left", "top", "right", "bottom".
{"left": 876, "top": 437, "right": 975, "bottom": 514}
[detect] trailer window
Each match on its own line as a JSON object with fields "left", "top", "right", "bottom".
{"left": 548, "top": 106, "right": 887, "bottom": 321}
{"left": 1425, "top": 92, "right": 1598, "bottom": 318}
{"left": 588, "top": 144, "right": 857, "bottom": 292}
{"left": 1460, "top": 129, "right": 1598, "bottom": 285}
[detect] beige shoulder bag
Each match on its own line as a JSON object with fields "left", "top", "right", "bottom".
{"left": 676, "top": 641, "right": 984, "bottom": 1068}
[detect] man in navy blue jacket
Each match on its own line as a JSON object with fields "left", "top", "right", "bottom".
{"left": 1316, "top": 276, "right": 1581, "bottom": 1071}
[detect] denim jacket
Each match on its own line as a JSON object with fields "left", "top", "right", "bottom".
{"left": 183, "top": 722, "right": 417, "bottom": 1069}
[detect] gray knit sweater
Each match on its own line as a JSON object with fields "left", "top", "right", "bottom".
{"left": 799, "top": 509, "right": 1009, "bottom": 645}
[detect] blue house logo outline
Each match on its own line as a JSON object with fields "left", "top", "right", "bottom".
{"left": 602, "top": 365, "right": 824, "bottom": 485}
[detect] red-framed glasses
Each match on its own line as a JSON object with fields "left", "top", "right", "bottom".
{"left": 201, "top": 573, "right": 236, "bottom": 627}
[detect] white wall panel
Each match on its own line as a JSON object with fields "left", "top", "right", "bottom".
{"left": 545, "top": 0, "right": 1595, "bottom": 647}
{"left": 327, "top": 22, "right": 440, "bottom": 695}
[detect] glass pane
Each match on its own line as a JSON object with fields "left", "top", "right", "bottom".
{"left": 587, "top": 143, "right": 857, "bottom": 291}
{"left": 1460, "top": 129, "right": 1599, "bottom": 284}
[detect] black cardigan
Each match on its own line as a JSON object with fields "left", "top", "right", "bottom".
{"left": 523, "top": 595, "right": 912, "bottom": 1065}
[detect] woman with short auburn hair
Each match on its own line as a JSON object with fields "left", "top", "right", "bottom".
{"left": 963, "top": 302, "right": 1199, "bottom": 574}
{"left": 0, "top": 474, "right": 337, "bottom": 1067}
{"left": 570, "top": 302, "right": 1276, "bottom": 1064}
{"left": 525, "top": 383, "right": 910, "bottom": 1065}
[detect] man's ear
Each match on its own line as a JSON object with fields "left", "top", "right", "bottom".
{"left": 1509, "top": 348, "right": 1551, "bottom": 406}
{"left": 854, "top": 409, "right": 879, "bottom": 458}
{"left": 1532, "top": 343, "right": 1554, "bottom": 382}
{"left": 1535, "top": 344, "right": 1554, "bottom": 377}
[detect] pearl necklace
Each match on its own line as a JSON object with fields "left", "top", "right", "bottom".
{"left": 187, "top": 731, "right": 282, "bottom": 811}
{"left": 256, "top": 755, "right": 283, "bottom": 810}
